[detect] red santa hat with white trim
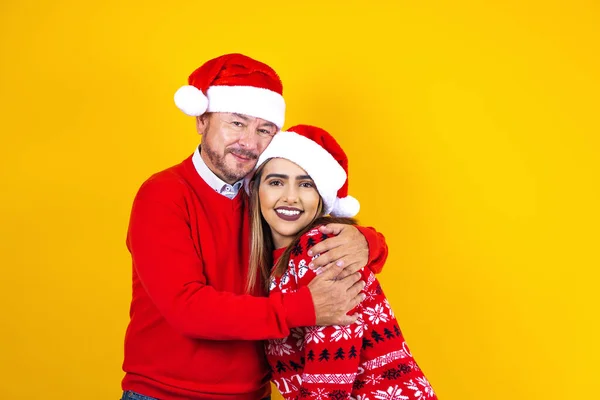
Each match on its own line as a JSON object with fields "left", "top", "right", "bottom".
{"left": 174, "top": 53, "right": 286, "bottom": 128}
{"left": 250, "top": 124, "right": 360, "bottom": 217}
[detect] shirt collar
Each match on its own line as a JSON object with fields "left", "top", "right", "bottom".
{"left": 192, "top": 146, "right": 243, "bottom": 199}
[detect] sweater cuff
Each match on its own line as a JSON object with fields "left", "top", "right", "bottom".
{"left": 356, "top": 226, "right": 375, "bottom": 262}
{"left": 356, "top": 225, "right": 387, "bottom": 274}
{"left": 282, "top": 286, "right": 316, "bottom": 328}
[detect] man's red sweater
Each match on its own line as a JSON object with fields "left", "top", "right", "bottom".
{"left": 122, "top": 154, "right": 388, "bottom": 399}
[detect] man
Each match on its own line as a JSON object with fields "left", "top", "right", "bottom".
{"left": 122, "top": 53, "right": 388, "bottom": 400}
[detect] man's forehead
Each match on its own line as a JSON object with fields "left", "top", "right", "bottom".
{"left": 221, "top": 112, "right": 277, "bottom": 128}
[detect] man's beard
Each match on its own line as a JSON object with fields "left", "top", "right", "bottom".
{"left": 202, "top": 144, "right": 258, "bottom": 183}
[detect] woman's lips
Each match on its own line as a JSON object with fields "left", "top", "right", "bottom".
{"left": 275, "top": 207, "right": 303, "bottom": 221}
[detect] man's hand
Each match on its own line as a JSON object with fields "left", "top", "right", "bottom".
{"left": 308, "top": 224, "right": 369, "bottom": 279}
{"left": 307, "top": 264, "right": 366, "bottom": 326}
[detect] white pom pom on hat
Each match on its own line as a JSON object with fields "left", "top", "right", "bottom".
{"left": 174, "top": 85, "right": 209, "bottom": 116}
{"left": 332, "top": 195, "right": 361, "bottom": 218}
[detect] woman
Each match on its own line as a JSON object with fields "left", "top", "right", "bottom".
{"left": 246, "top": 125, "right": 437, "bottom": 400}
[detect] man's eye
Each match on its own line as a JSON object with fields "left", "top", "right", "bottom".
{"left": 232, "top": 121, "right": 243, "bottom": 127}
{"left": 258, "top": 129, "right": 274, "bottom": 136}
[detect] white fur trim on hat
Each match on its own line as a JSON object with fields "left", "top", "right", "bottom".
{"left": 206, "top": 85, "right": 286, "bottom": 128}
{"left": 331, "top": 195, "right": 360, "bottom": 218}
{"left": 248, "top": 131, "right": 348, "bottom": 215}
{"left": 174, "top": 85, "right": 209, "bottom": 116}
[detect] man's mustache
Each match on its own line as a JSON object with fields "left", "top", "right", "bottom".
{"left": 226, "top": 148, "right": 258, "bottom": 160}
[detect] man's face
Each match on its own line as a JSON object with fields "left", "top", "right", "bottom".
{"left": 197, "top": 112, "right": 278, "bottom": 184}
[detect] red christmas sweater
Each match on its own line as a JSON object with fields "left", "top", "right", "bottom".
{"left": 267, "top": 227, "right": 437, "bottom": 400}
{"left": 122, "top": 154, "right": 389, "bottom": 399}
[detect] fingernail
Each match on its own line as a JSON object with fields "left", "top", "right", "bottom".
{"left": 361, "top": 294, "right": 366, "bottom": 301}
{"left": 315, "top": 267, "right": 323, "bottom": 275}
{"left": 309, "top": 262, "right": 315, "bottom": 269}
{"left": 336, "top": 260, "right": 344, "bottom": 268}
{"left": 307, "top": 250, "right": 313, "bottom": 256}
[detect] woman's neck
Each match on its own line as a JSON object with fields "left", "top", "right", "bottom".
{"left": 272, "top": 233, "right": 293, "bottom": 249}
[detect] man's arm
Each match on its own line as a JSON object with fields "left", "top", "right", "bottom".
{"left": 127, "top": 179, "right": 362, "bottom": 341}
{"left": 307, "top": 224, "right": 389, "bottom": 278}
{"left": 355, "top": 225, "right": 388, "bottom": 274}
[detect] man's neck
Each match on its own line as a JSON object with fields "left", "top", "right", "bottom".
{"left": 192, "top": 147, "right": 243, "bottom": 199}
{"left": 199, "top": 147, "right": 240, "bottom": 185}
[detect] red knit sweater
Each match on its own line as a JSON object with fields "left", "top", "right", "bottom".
{"left": 267, "top": 228, "right": 437, "bottom": 400}
{"left": 122, "top": 154, "right": 388, "bottom": 399}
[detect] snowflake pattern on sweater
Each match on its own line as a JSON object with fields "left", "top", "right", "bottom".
{"left": 267, "top": 228, "right": 437, "bottom": 400}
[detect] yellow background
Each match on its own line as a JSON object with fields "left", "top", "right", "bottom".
{"left": 1, "top": 0, "right": 598, "bottom": 399}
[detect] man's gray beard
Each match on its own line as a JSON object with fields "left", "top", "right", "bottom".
{"left": 202, "top": 144, "right": 244, "bottom": 183}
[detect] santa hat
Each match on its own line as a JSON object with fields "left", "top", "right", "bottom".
{"left": 174, "top": 53, "right": 286, "bottom": 128}
{"left": 249, "top": 124, "right": 360, "bottom": 217}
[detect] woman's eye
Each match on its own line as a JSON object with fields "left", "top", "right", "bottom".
{"left": 268, "top": 180, "right": 283, "bottom": 186}
{"left": 300, "top": 182, "right": 314, "bottom": 188}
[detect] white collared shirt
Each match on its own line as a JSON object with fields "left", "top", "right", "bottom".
{"left": 192, "top": 146, "right": 243, "bottom": 199}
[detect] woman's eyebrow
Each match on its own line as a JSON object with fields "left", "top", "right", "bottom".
{"left": 264, "top": 173, "right": 288, "bottom": 179}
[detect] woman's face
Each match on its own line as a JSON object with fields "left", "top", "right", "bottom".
{"left": 258, "top": 158, "right": 321, "bottom": 249}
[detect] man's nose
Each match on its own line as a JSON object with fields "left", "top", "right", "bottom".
{"left": 237, "top": 127, "right": 259, "bottom": 150}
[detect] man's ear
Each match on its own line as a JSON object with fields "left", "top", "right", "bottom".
{"left": 195, "top": 114, "right": 209, "bottom": 135}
